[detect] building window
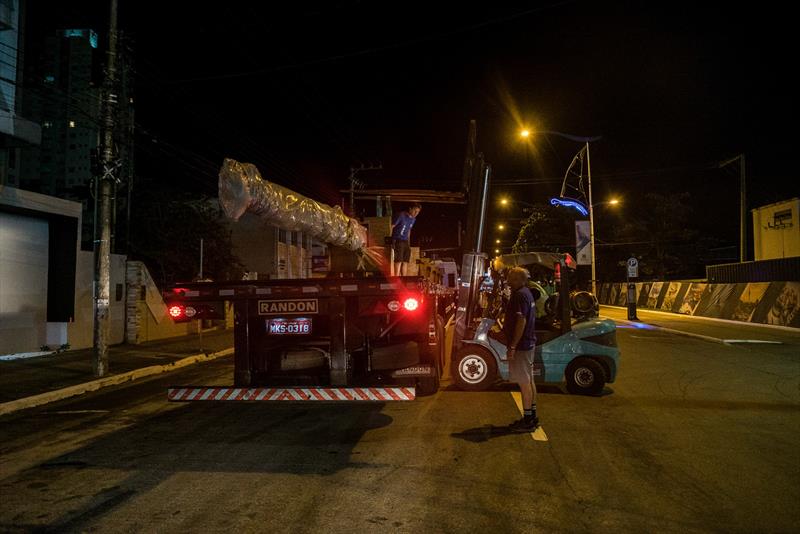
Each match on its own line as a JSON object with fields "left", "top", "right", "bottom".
{"left": 772, "top": 209, "right": 793, "bottom": 229}
{"left": 69, "top": 120, "right": 76, "bottom": 128}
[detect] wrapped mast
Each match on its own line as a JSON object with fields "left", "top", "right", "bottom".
{"left": 218, "top": 158, "right": 368, "bottom": 251}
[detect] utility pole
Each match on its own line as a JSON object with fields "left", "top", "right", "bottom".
{"left": 719, "top": 154, "right": 747, "bottom": 263}
{"left": 739, "top": 154, "right": 747, "bottom": 263}
{"left": 93, "top": 0, "right": 119, "bottom": 377}
{"left": 348, "top": 163, "right": 382, "bottom": 217}
{"left": 586, "top": 142, "right": 597, "bottom": 296}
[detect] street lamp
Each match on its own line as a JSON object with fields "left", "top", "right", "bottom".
{"left": 497, "top": 224, "right": 505, "bottom": 231}
{"left": 519, "top": 127, "right": 603, "bottom": 294}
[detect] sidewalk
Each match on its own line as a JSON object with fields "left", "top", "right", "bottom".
{"left": 601, "top": 305, "right": 800, "bottom": 345}
{"left": 0, "top": 329, "right": 233, "bottom": 404}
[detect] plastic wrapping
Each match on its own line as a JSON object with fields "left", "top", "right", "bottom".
{"left": 218, "top": 158, "right": 368, "bottom": 251}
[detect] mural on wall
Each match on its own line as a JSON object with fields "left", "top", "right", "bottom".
{"left": 731, "top": 283, "right": 770, "bottom": 322}
{"left": 598, "top": 280, "right": 798, "bottom": 328}
{"left": 599, "top": 284, "right": 610, "bottom": 303}
{"left": 609, "top": 284, "right": 620, "bottom": 305}
{"left": 638, "top": 282, "right": 652, "bottom": 306}
{"left": 615, "top": 283, "right": 628, "bottom": 306}
{"left": 767, "top": 282, "right": 800, "bottom": 327}
{"left": 695, "top": 283, "right": 737, "bottom": 318}
{"left": 661, "top": 282, "right": 681, "bottom": 311}
{"left": 679, "top": 283, "right": 707, "bottom": 315}
{"left": 647, "top": 282, "right": 664, "bottom": 308}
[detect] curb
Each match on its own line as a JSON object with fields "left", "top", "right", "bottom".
{"left": 600, "top": 305, "right": 799, "bottom": 333}
{"left": 0, "top": 347, "right": 234, "bottom": 417}
{"left": 604, "top": 316, "right": 726, "bottom": 344}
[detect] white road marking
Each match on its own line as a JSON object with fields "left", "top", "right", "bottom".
{"left": 45, "top": 410, "right": 110, "bottom": 414}
{"left": 510, "top": 391, "right": 548, "bottom": 442}
{"left": 722, "top": 339, "right": 783, "bottom": 345}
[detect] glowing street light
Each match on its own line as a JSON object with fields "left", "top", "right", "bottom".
{"left": 497, "top": 224, "right": 505, "bottom": 230}
{"left": 608, "top": 198, "right": 620, "bottom": 205}
{"left": 500, "top": 197, "right": 509, "bottom": 206}
{"left": 519, "top": 129, "right": 531, "bottom": 138}
{"left": 495, "top": 249, "right": 500, "bottom": 254}
{"left": 495, "top": 239, "right": 501, "bottom": 244}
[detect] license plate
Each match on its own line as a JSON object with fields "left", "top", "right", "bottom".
{"left": 266, "top": 317, "right": 312, "bottom": 335}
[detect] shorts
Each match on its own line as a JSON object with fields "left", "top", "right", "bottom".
{"left": 393, "top": 239, "right": 411, "bottom": 262}
{"left": 509, "top": 348, "right": 535, "bottom": 384}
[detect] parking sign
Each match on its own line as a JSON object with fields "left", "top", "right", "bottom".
{"left": 627, "top": 257, "right": 639, "bottom": 278}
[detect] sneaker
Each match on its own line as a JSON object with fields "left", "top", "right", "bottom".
{"left": 508, "top": 416, "right": 539, "bottom": 433}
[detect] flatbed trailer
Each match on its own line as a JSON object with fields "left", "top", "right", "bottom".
{"left": 165, "top": 276, "right": 455, "bottom": 400}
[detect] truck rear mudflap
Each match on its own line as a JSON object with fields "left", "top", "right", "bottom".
{"left": 167, "top": 386, "right": 416, "bottom": 402}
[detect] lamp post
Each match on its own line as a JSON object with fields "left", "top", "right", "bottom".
{"left": 519, "top": 129, "right": 602, "bottom": 294}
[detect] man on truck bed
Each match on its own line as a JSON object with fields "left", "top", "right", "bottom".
{"left": 391, "top": 202, "right": 421, "bottom": 276}
{"left": 504, "top": 267, "right": 540, "bottom": 432}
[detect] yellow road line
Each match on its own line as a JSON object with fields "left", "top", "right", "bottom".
{"left": 510, "top": 391, "right": 548, "bottom": 442}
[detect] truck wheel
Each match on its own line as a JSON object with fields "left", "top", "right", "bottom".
{"left": 416, "top": 372, "right": 440, "bottom": 397}
{"left": 565, "top": 357, "right": 606, "bottom": 396}
{"left": 436, "top": 317, "right": 446, "bottom": 377}
{"left": 452, "top": 346, "right": 497, "bottom": 391}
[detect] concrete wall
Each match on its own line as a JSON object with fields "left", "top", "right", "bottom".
{"left": 229, "top": 212, "right": 278, "bottom": 279}
{"left": 125, "top": 261, "right": 198, "bottom": 344}
{"left": 598, "top": 280, "right": 800, "bottom": 328}
{"left": 61, "top": 251, "right": 126, "bottom": 350}
{"left": 753, "top": 198, "right": 800, "bottom": 261}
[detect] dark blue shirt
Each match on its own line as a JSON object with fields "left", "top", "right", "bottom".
{"left": 504, "top": 287, "right": 537, "bottom": 350}
{"left": 391, "top": 211, "right": 416, "bottom": 241}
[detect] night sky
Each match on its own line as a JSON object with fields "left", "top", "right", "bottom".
{"left": 26, "top": 1, "right": 795, "bottom": 253}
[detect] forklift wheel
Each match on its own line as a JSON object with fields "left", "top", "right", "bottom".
{"left": 565, "top": 357, "right": 607, "bottom": 396}
{"left": 452, "top": 346, "right": 497, "bottom": 391}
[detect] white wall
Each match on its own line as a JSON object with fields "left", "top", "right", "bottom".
{"left": 753, "top": 198, "right": 800, "bottom": 261}
{"left": 64, "top": 251, "right": 126, "bottom": 350}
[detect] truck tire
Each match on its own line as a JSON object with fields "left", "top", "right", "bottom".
{"left": 565, "top": 357, "right": 606, "bottom": 396}
{"left": 416, "top": 372, "right": 439, "bottom": 397}
{"left": 452, "top": 346, "right": 497, "bottom": 391}
{"left": 436, "top": 317, "right": 446, "bottom": 377}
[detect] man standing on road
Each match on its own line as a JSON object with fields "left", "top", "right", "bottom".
{"left": 391, "top": 202, "right": 421, "bottom": 276}
{"left": 504, "top": 267, "right": 539, "bottom": 432}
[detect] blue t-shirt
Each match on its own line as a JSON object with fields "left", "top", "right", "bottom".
{"left": 391, "top": 211, "right": 416, "bottom": 241}
{"left": 503, "top": 287, "right": 537, "bottom": 350}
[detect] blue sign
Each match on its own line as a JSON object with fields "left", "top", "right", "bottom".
{"left": 550, "top": 197, "right": 588, "bottom": 216}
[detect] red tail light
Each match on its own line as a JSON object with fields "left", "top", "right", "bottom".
{"left": 168, "top": 305, "right": 184, "bottom": 318}
{"left": 403, "top": 297, "right": 419, "bottom": 311}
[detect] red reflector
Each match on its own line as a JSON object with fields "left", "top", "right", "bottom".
{"left": 168, "top": 305, "right": 184, "bottom": 318}
{"left": 403, "top": 297, "right": 419, "bottom": 311}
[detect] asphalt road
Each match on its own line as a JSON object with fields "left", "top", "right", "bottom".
{"left": 1, "top": 319, "right": 798, "bottom": 533}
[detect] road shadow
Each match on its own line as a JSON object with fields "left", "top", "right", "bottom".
{"left": 2, "top": 403, "right": 395, "bottom": 531}
{"left": 450, "top": 424, "right": 520, "bottom": 443}
{"left": 441, "top": 383, "right": 566, "bottom": 395}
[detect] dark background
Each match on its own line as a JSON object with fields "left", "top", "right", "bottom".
{"left": 25, "top": 1, "right": 796, "bottom": 274}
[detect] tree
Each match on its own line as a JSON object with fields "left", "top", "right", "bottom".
{"left": 129, "top": 184, "right": 243, "bottom": 286}
{"left": 512, "top": 202, "right": 578, "bottom": 254}
{"left": 605, "top": 192, "right": 699, "bottom": 280}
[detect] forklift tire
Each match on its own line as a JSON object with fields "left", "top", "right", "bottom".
{"left": 452, "top": 346, "right": 497, "bottom": 391}
{"left": 565, "top": 357, "right": 607, "bottom": 396}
